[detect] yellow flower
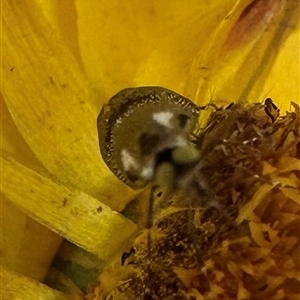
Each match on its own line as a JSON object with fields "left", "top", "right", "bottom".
{"left": 1, "top": 0, "right": 299, "bottom": 298}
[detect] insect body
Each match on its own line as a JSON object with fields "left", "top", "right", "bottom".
{"left": 97, "top": 86, "right": 200, "bottom": 189}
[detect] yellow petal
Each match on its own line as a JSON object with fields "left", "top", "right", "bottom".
{"left": 1, "top": 194, "right": 62, "bottom": 281}
{"left": 1, "top": 153, "right": 138, "bottom": 261}
{"left": 1, "top": 267, "right": 83, "bottom": 300}
{"left": 280, "top": 187, "right": 300, "bottom": 204}
{"left": 277, "top": 156, "right": 300, "bottom": 173}
{"left": 2, "top": 0, "right": 134, "bottom": 210}
{"left": 1, "top": 71, "right": 63, "bottom": 282}
{"left": 237, "top": 184, "right": 274, "bottom": 224}
{"left": 77, "top": 1, "right": 251, "bottom": 96}
{"left": 262, "top": 28, "right": 300, "bottom": 111}
{"left": 187, "top": 0, "right": 299, "bottom": 106}
{"left": 77, "top": 0, "right": 155, "bottom": 94}
{"left": 34, "top": 1, "right": 81, "bottom": 63}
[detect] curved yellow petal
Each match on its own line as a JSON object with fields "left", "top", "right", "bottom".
{"left": 35, "top": 0, "right": 81, "bottom": 64}
{"left": 77, "top": 0, "right": 298, "bottom": 112}
{"left": 77, "top": 1, "right": 253, "bottom": 97}
{"left": 186, "top": 0, "right": 299, "bottom": 107}
{"left": 1, "top": 51, "right": 63, "bottom": 282}
{"left": 1, "top": 267, "right": 83, "bottom": 300}
{"left": 2, "top": 0, "right": 134, "bottom": 210}
{"left": 77, "top": 0, "right": 155, "bottom": 95}
{"left": 0, "top": 96, "right": 42, "bottom": 167}
{"left": 1, "top": 193, "right": 62, "bottom": 281}
{"left": 1, "top": 153, "right": 138, "bottom": 260}
{"left": 263, "top": 28, "right": 299, "bottom": 111}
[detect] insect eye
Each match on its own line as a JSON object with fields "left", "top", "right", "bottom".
{"left": 177, "top": 113, "right": 189, "bottom": 128}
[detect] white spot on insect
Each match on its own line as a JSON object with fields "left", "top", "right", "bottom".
{"left": 174, "top": 135, "right": 188, "bottom": 147}
{"left": 121, "top": 149, "right": 138, "bottom": 171}
{"left": 152, "top": 111, "right": 174, "bottom": 128}
{"left": 140, "top": 161, "right": 155, "bottom": 180}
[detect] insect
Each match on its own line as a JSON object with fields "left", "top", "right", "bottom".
{"left": 97, "top": 86, "right": 200, "bottom": 190}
